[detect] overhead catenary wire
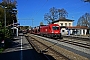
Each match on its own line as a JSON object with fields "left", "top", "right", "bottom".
{"left": 30, "top": 0, "right": 48, "bottom": 18}
{"left": 29, "top": 0, "right": 48, "bottom": 26}
{"left": 18, "top": 0, "right": 89, "bottom": 26}
{"left": 36, "top": 0, "right": 48, "bottom": 14}
{"left": 19, "top": 0, "right": 48, "bottom": 26}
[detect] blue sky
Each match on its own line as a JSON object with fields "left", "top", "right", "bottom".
{"left": 1, "top": 0, "right": 90, "bottom": 26}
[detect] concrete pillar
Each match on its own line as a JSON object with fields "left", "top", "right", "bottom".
{"left": 70, "top": 29, "right": 72, "bottom": 35}
{"left": 84, "top": 29, "right": 87, "bottom": 35}
{"left": 68, "top": 29, "right": 70, "bottom": 35}
{"left": 78, "top": 29, "right": 80, "bottom": 35}
{"left": 81, "top": 29, "right": 83, "bottom": 35}
{"left": 16, "top": 28, "right": 18, "bottom": 36}
{"left": 75, "top": 29, "right": 76, "bottom": 35}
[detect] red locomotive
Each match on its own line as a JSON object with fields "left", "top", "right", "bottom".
{"left": 30, "top": 24, "right": 62, "bottom": 38}
{"left": 40, "top": 24, "right": 61, "bottom": 38}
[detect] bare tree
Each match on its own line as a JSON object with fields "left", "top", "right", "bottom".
{"left": 44, "top": 13, "right": 51, "bottom": 24}
{"left": 58, "top": 8, "right": 68, "bottom": 19}
{"left": 49, "top": 7, "right": 58, "bottom": 21}
{"left": 77, "top": 13, "right": 90, "bottom": 28}
{"left": 40, "top": 22, "right": 44, "bottom": 25}
{"left": 44, "top": 7, "right": 58, "bottom": 24}
{"left": 82, "top": 0, "right": 90, "bottom": 2}
{"left": 44, "top": 7, "right": 68, "bottom": 24}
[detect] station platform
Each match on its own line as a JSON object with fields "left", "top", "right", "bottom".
{"left": 0, "top": 34, "right": 45, "bottom": 60}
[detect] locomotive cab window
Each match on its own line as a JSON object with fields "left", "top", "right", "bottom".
{"left": 52, "top": 26, "right": 59, "bottom": 30}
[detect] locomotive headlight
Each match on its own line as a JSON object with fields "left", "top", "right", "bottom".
{"left": 52, "top": 30, "right": 54, "bottom": 33}
{"left": 52, "top": 31, "right": 54, "bottom": 33}
{"left": 55, "top": 32, "right": 58, "bottom": 33}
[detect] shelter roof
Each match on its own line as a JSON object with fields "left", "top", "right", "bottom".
{"left": 67, "top": 26, "right": 88, "bottom": 29}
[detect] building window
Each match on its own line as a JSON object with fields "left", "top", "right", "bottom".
{"left": 69, "top": 23, "right": 71, "bottom": 26}
{"left": 60, "top": 23, "right": 63, "bottom": 26}
{"left": 65, "top": 23, "right": 67, "bottom": 26}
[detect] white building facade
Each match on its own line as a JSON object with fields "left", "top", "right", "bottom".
{"left": 52, "top": 19, "right": 88, "bottom": 35}
{"left": 54, "top": 20, "right": 73, "bottom": 26}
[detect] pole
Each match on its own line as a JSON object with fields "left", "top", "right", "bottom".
{"left": 4, "top": 8, "right": 6, "bottom": 27}
{"left": 4, "top": 7, "right": 7, "bottom": 48}
{"left": 13, "top": 20, "right": 14, "bottom": 33}
{"left": 4, "top": 7, "right": 7, "bottom": 39}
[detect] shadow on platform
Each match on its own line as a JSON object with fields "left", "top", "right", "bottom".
{"left": 0, "top": 48, "right": 55, "bottom": 60}
{"left": 0, "top": 37, "right": 55, "bottom": 60}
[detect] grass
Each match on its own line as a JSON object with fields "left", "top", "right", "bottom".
{"left": 0, "top": 48, "right": 4, "bottom": 53}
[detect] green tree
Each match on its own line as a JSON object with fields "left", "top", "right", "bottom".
{"left": 0, "top": 0, "right": 17, "bottom": 48}
{"left": 0, "top": 7, "right": 4, "bottom": 25}
{"left": 0, "top": 0, "right": 17, "bottom": 26}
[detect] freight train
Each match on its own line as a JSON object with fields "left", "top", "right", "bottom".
{"left": 29, "top": 24, "right": 62, "bottom": 38}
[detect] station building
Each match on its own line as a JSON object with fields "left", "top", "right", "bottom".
{"left": 52, "top": 19, "right": 89, "bottom": 35}
{"left": 67, "top": 26, "right": 88, "bottom": 35}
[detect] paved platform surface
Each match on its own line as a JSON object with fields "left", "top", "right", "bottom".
{"left": 0, "top": 33, "right": 46, "bottom": 60}
{"left": 35, "top": 35, "right": 90, "bottom": 59}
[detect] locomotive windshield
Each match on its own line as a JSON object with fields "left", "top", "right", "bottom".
{"left": 52, "top": 26, "right": 59, "bottom": 30}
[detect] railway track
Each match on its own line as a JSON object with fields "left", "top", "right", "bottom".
{"left": 25, "top": 34, "right": 69, "bottom": 60}
{"left": 25, "top": 33, "right": 89, "bottom": 60}
{"left": 57, "top": 39, "right": 90, "bottom": 49}
{"left": 63, "top": 35, "right": 90, "bottom": 41}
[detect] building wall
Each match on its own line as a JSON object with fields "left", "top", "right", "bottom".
{"left": 60, "top": 28, "right": 68, "bottom": 35}
{"left": 54, "top": 21, "right": 73, "bottom": 26}
{"left": 68, "top": 29, "right": 87, "bottom": 35}
{"left": 54, "top": 20, "right": 73, "bottom": 35}
{"left": 53, "top": 20, "right": 88, "bottom": 35}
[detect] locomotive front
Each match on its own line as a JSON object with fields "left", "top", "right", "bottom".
{"left": 48, "top": 24, "right": 61, "bottom": 38}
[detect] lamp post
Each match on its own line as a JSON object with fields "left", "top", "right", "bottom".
{"left": 4, "top": 7, "right": 7, "bottom": 28}
{"left": 3, "top": 7, "right": 7, "bottom": 39}
{"left": 0, "top": 5, "right": 7, "bottom": 48}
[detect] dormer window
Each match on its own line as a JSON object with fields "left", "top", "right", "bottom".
{"left": 60, "top": 23, "right": 63, "bottom": 26}
{"left": 69, "top": 23, "right": 71, "bottom": 26}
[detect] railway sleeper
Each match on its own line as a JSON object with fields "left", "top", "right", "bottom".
{"left": 27, "top": 34, "right": 89, "bottom": 60}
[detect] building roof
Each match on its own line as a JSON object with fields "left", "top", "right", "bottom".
{"left": 67, "top": 26, "right": 88, "bottom": 29}
{"left": 52, "top": 19, "right": 74, "bottom": 23}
